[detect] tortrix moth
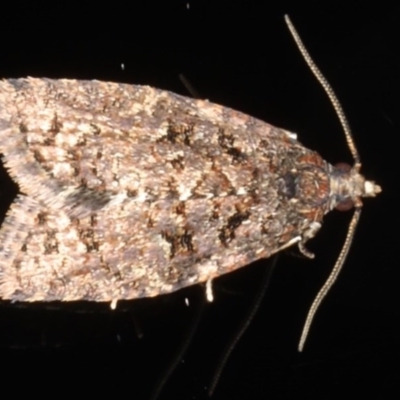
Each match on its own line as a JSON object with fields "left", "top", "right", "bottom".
{"left": 0, "top": 15, "right": 380, "bottom": 351}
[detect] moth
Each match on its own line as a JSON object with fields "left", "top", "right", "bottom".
{"left": 0, "top": 16, "right": 380, "bottom": 351}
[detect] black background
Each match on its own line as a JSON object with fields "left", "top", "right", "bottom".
{"left": 0, "top": 1, "right": 397, "bottom": 399}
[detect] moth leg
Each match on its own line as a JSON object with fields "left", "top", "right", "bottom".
{"left": 110, "top": 299, "right": 118, "bottom": 310}
{"left": 298, "top": 241, "right": 315, "bottom": 259}
{"left": 297, "top": 221, "right": 322, "bottom": 259}
{"left": 206, "top": 278, "right": 214, "bottom": 302}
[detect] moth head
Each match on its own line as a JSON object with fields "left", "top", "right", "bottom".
{"left": 330, "top": 162, "right": 381, "bottom": 211}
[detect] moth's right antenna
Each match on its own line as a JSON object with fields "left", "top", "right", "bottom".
{"left": 284, "top": 15, "right": 380, "bottom": 352}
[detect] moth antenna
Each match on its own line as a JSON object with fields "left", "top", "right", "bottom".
{"left": 208, "top": 255, "right": 279, "bottom": 397}
{"left": 284, "top": 15, "right": 361, "bottom": 168}
{"left": 284, "top": 15, "right": 363, "bottom": 351}
{"left": 298, "top": 209, "right": 361, "bottom": 351}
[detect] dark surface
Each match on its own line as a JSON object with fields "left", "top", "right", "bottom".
{"left": 0, "top": 1, "right": 397, "bottom": 399}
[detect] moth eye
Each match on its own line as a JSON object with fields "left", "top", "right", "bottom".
{"left": 334, "top": 162, "right": 352, "bottom": 173}
{"left": 335, "top": 197, "right": 354, "bottom": 211}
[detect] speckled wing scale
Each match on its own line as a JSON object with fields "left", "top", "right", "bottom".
{"left": 0, "top": 16, "right": 380, "bottom": 350}
{"left": 0, "top": 77, "right": 327, "bottom": 301}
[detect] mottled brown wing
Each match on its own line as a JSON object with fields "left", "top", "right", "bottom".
{"left": 0, "top": 78, "right": 297, "bottom": 216}
{"left": 0, "top": 190, "right": 296, "bottom": 302}
{"left": 0, "top": 78, "right": 330, "bottom": 303}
